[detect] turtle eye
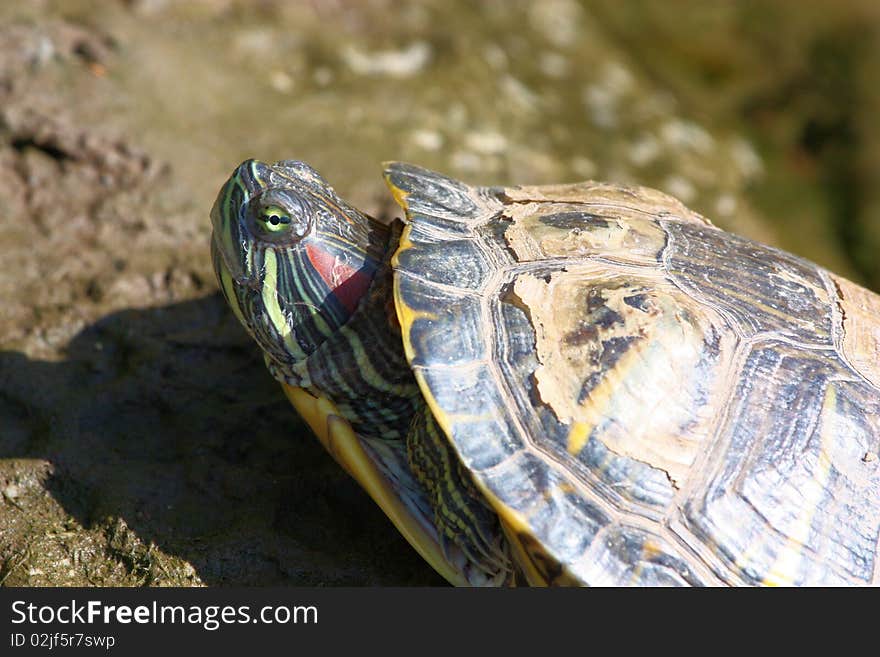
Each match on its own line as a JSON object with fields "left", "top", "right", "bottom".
{"left": 256, "top": 205, "right": 292, "bottom": 233}
{"left": 246, "top": 190, "right": 313, "bottom": 243}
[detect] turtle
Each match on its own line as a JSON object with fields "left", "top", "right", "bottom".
{"left": 210, "top": 159, "right": 880, "bottom": 586}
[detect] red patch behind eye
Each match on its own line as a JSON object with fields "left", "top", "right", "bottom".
{"left": 305, "top": 243, "right": 372, "bottom": 315}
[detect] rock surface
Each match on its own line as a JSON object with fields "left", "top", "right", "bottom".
{"left": 1, "top": 0, "right": 877, "bottom": 586}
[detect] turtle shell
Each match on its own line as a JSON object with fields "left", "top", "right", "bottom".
{"left": 385, "top": 162, "right": 880, "bottom": 586}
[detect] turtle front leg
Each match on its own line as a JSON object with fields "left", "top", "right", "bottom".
{"left": 406, "top": 402, "right": 516, "bottom": 586}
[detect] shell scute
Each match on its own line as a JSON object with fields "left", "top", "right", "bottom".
{"left": 678, "top": 343, "right": 880, "bottom": 585}
{"left": 387, "top": 163, "right": 880, "bottom": 585}
{"left": 665, "top": 220, "right": 835, "bottom": 343}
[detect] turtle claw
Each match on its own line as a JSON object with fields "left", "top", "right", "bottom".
{"left": 441, "top": 536, "right": 515, "bottom": 587}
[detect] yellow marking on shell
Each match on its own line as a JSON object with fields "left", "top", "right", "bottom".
{"left": 641, "top": 539, "right": 663, "bottom": 561}
{"left": 565, "top": 361, "right": 646, "bottom": 453}
{"left": 390, "top": 225, "right": 442, "bottom": 364}
{"left": 759, "top": 385, "right": 836, "bottom": 587}
{"left": 554, "top": 481, "right": 578, "bottom": 496}
{"left": 536, "top": 482, "right": 577, "bottom": 507}
{"left": 566, "top": 421, "right": 593, "bottom": 456}
{"left": 389, "top": 222, "right": 416, "bottom": 270}
{"left": 393, "top": 292, "right": 439, "bottom": 364}
{"left": 383, "top": 166, "right": 412, "bottom": 214}
{"left": 280, "top": 383, "right": 469, "bottom": 587}
{"left": 626, "top": 539, "right": 665, "bottom": 585}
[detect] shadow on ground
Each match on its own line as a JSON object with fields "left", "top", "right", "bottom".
{"left": 0, "top": 293, "right": 442, "bottom": 586}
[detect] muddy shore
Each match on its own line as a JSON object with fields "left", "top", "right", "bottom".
{"left": 2, "top": 1, "right": 878, "bottom": 586}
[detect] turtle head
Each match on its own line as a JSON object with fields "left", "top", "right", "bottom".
{"left": 210, "top": 159, "right": 388, "bottom": 374}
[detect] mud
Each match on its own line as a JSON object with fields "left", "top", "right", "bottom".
{"left": 1, "top": 1, "right": 877, "bottom": 586}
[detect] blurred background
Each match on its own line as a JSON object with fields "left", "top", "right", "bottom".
{"left": 1, "top": 0, "right": 878, "bottom": 586}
